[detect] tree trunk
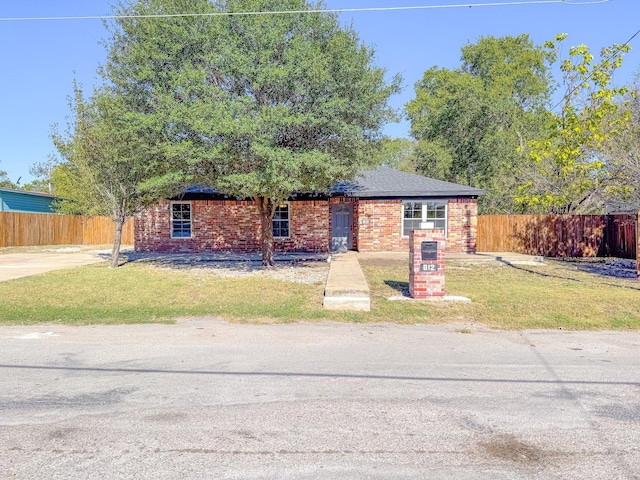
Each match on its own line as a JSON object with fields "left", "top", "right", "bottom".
{"left": 110, "top": 200, "right": 127, "bottom": 268}
{"left": 256, "top": 196, "right": 275, "bottom": 267}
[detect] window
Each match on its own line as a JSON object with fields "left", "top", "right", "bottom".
{"left": 273, "top": 202, "right": 289, "bottom": 238}
{"left": 402, "top": 201, "right": 447, "bottom": 236}
{"left": 171, "top": 202, "right": 192, "bottom": 238}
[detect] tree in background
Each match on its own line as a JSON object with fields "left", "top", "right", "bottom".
{"left": 22, "top": 154, "right": 57, "bottom": 193}
{"left": 372, "top": 138, "right": 419, "bottom": 173}
{"left": 517, "top": 35, "right": 631, "bottom": 213}
{"left": 52, "top": 85, "right": 174, "bottom": 267}
{"left": 104, "top": 0, "right": 400, "bottom": 266}
{"left": 406, "top": 34, "right": 553, "bottom": 213}
{"left": 0, "top": 164, "right": 18, "bottom": 189}
{"left": 600, "top": 78, "right": 640, "bottom": 211}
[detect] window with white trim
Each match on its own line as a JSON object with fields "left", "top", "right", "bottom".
{"left": 171, "top": 202, "right": 192, "bottom": 238}
{"left": 273, "top": 202, "right": 289, "bottom": 238}
{"left": 402, "top": 201, "right": 447, "bottom": 236}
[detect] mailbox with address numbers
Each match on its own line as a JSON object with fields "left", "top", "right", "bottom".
{"left": 409, "top": 230, "right": 445, "bottom": 298}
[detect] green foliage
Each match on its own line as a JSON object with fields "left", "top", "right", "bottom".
{"left": 53, "top": 85, "right": 171, "bottom": 218}
{"left": 372, "top": 137, "right": 419, "bottom": 173}
{"left": 52, "top": 84, "right": 177, "bottom": 266}
{"left": 600, "top": 79, "right": 640, "bottom": 210}
{"left": 517, "top": 35, "right": 631, "bottom": 213}
{"left": 406, "top": 35, "right": 553, "bottom": 213}
{"left": 0, "top": 162, "right": 18, "bottom": 189}
{"left": 104, "top": 0, "right": 400, "bottom": 264}
{"left": 0, "top": 172, "right": 17, "bottom": 190}
{"left": 22, "top": 154, "right": 57, "bottom": 193}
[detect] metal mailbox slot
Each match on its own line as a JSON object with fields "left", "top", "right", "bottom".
{"left": 421, "top": 241, "right": 438, "bottom": 261}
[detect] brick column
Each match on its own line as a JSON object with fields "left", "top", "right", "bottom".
{"left": 409, "top": 229, "right": 446, "bottom": 299}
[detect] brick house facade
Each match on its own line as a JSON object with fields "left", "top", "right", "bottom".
{"left": 135, "top": 167, "right": 484, "bottom": 254}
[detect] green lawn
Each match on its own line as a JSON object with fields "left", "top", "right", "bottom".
{"left": 361, "top": 258, "right": 640, "bottom": 330}
{"left": 0, "top": 257, "right": 639, "bottom": 329}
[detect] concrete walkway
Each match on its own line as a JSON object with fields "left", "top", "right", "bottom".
{"left": 0, "top": 250, "right": 111, "bottom": 282}
{"left": 323, "top": 251, "right": 371, "bottom": 311}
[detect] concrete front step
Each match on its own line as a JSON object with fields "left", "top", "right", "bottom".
{"left": 323, "top": 251, "right": 371, "bottom": 311}
{"left": 322, "top": 296, "right": 371, "bottom": 311}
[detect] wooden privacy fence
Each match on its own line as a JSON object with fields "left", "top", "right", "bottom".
{"left": 477, "top": 214, "right": 637, "bottom": 259}
{"left": 0, "top": 212, "right": 134, "bottom": 248}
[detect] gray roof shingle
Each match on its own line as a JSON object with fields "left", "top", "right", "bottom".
{"left": 179, "top": 166, "right": 485, "bottom": 199}
{"left": 333, "top": 166, "right": 485, "bottom": 198}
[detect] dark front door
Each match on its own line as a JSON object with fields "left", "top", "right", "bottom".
{"left": 331, "top": 204, "right": 352, "bottom": 252}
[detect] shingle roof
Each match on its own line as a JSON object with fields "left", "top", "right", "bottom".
{"left": 179, "top": 166, "right": 485, "bottom": 199}
{"left": 333, "top": 166, "right": 485, "bottom": 198}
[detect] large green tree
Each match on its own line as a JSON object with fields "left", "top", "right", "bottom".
{"left": 52, "top": 85, "right": 174, "bottom": 267}
{"left": 406, "top": 34, "right": 553, "bottom": 213}
{"left": 104, "top": 0, "right": 400, "bottom": 265}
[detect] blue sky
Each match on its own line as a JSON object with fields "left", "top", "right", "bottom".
{"left": 1, "top": 0, "right": 639, "bottom": 184}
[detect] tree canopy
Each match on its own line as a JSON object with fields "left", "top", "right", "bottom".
{"left": 52, "top": 84, "right": 173, "bottom": 267}
{"left": 102, "top": 0, "right": 400, "bottom": 265}
{"left": 517, "top": 35, "right": 631, "bottom": 213}
{"left": 406, "top": 34, "right": 554, "bottom": 213}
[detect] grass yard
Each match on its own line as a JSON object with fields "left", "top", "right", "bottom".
{"left": 361, "top": 258, "right": 640, "bottom": 330}
{"left": 0, "top": 255, "right": 639, "bottom": 329}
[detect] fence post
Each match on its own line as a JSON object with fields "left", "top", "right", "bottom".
{"left": 637, "top": 211, "right": 639, "bottom": 277}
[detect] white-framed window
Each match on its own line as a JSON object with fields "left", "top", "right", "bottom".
{"left": 171, "top": 201, "right": 192, "bottom": 238}
{"left": 273, "top": 202, "right": 290, "bottom": 238}
{"left": 402, "top": 201, "right": 447, "bottom": 237}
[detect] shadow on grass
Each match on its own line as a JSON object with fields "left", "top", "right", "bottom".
{"left": 498, "top": 259, "right": 640, "bottom": 291}
{"left": 384, "top": 280, "right": 409, "bottom": 296}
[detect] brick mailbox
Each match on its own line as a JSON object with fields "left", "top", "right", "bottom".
{"left": 409, "top": 229, "right": 445, "bottom": 298}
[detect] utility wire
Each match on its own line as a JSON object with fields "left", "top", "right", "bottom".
{"left": 0, "top": 0, "right": 611, "bottom": 22}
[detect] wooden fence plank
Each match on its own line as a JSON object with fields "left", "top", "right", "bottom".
{"left": 478, "top": 214, "right": 636, "bottom": 259}
{"left": 0, "top": 212, "right": 134, "bottom": 247}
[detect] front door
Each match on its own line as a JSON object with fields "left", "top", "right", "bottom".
{"left": 331, "top": 204, "right": 352, "bottom": 252}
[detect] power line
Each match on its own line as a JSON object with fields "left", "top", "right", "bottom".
{"left": 0, "top": 0, "right": 611, "bottom": 22}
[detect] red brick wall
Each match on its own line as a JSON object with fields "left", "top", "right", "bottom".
{"left": 356, "top": 199, "right": 406, "bottom": 252}
{"left": 135, "top": 199, "right": 330, "bottom": 253}
{"left": 135, "top": 197, "right": 479, "bottom": 254}
{"left": 356, "top": 198, "right": 478, "bottom": 253}
{"left": 447, "top": 198, "right": 478, "bottom": 254}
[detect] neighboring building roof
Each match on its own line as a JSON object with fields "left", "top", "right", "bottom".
{"left": 333, "top": 166, "right": 486, "bottom": 198}
{"left": 0, "top": 188, "right": 56, "bottom": 213}
{"left": 178, "top": 166, "right": 485, "bottom": 200}
{"left": 604, "top": 199, "right": 640, "bottom": 215}
{"left": 0, "top": 187, "right": 55, "bottom": 198}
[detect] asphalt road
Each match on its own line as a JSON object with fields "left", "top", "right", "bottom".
{"left": 1, "top": 319, "right": 639, "bottom": 479}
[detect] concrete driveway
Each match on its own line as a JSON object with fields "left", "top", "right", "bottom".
{"left": 0, "top": 249, "right": 111, "bottom": 282}
{"left": 1, "top": 320, "right": 638, "bottom": 479}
